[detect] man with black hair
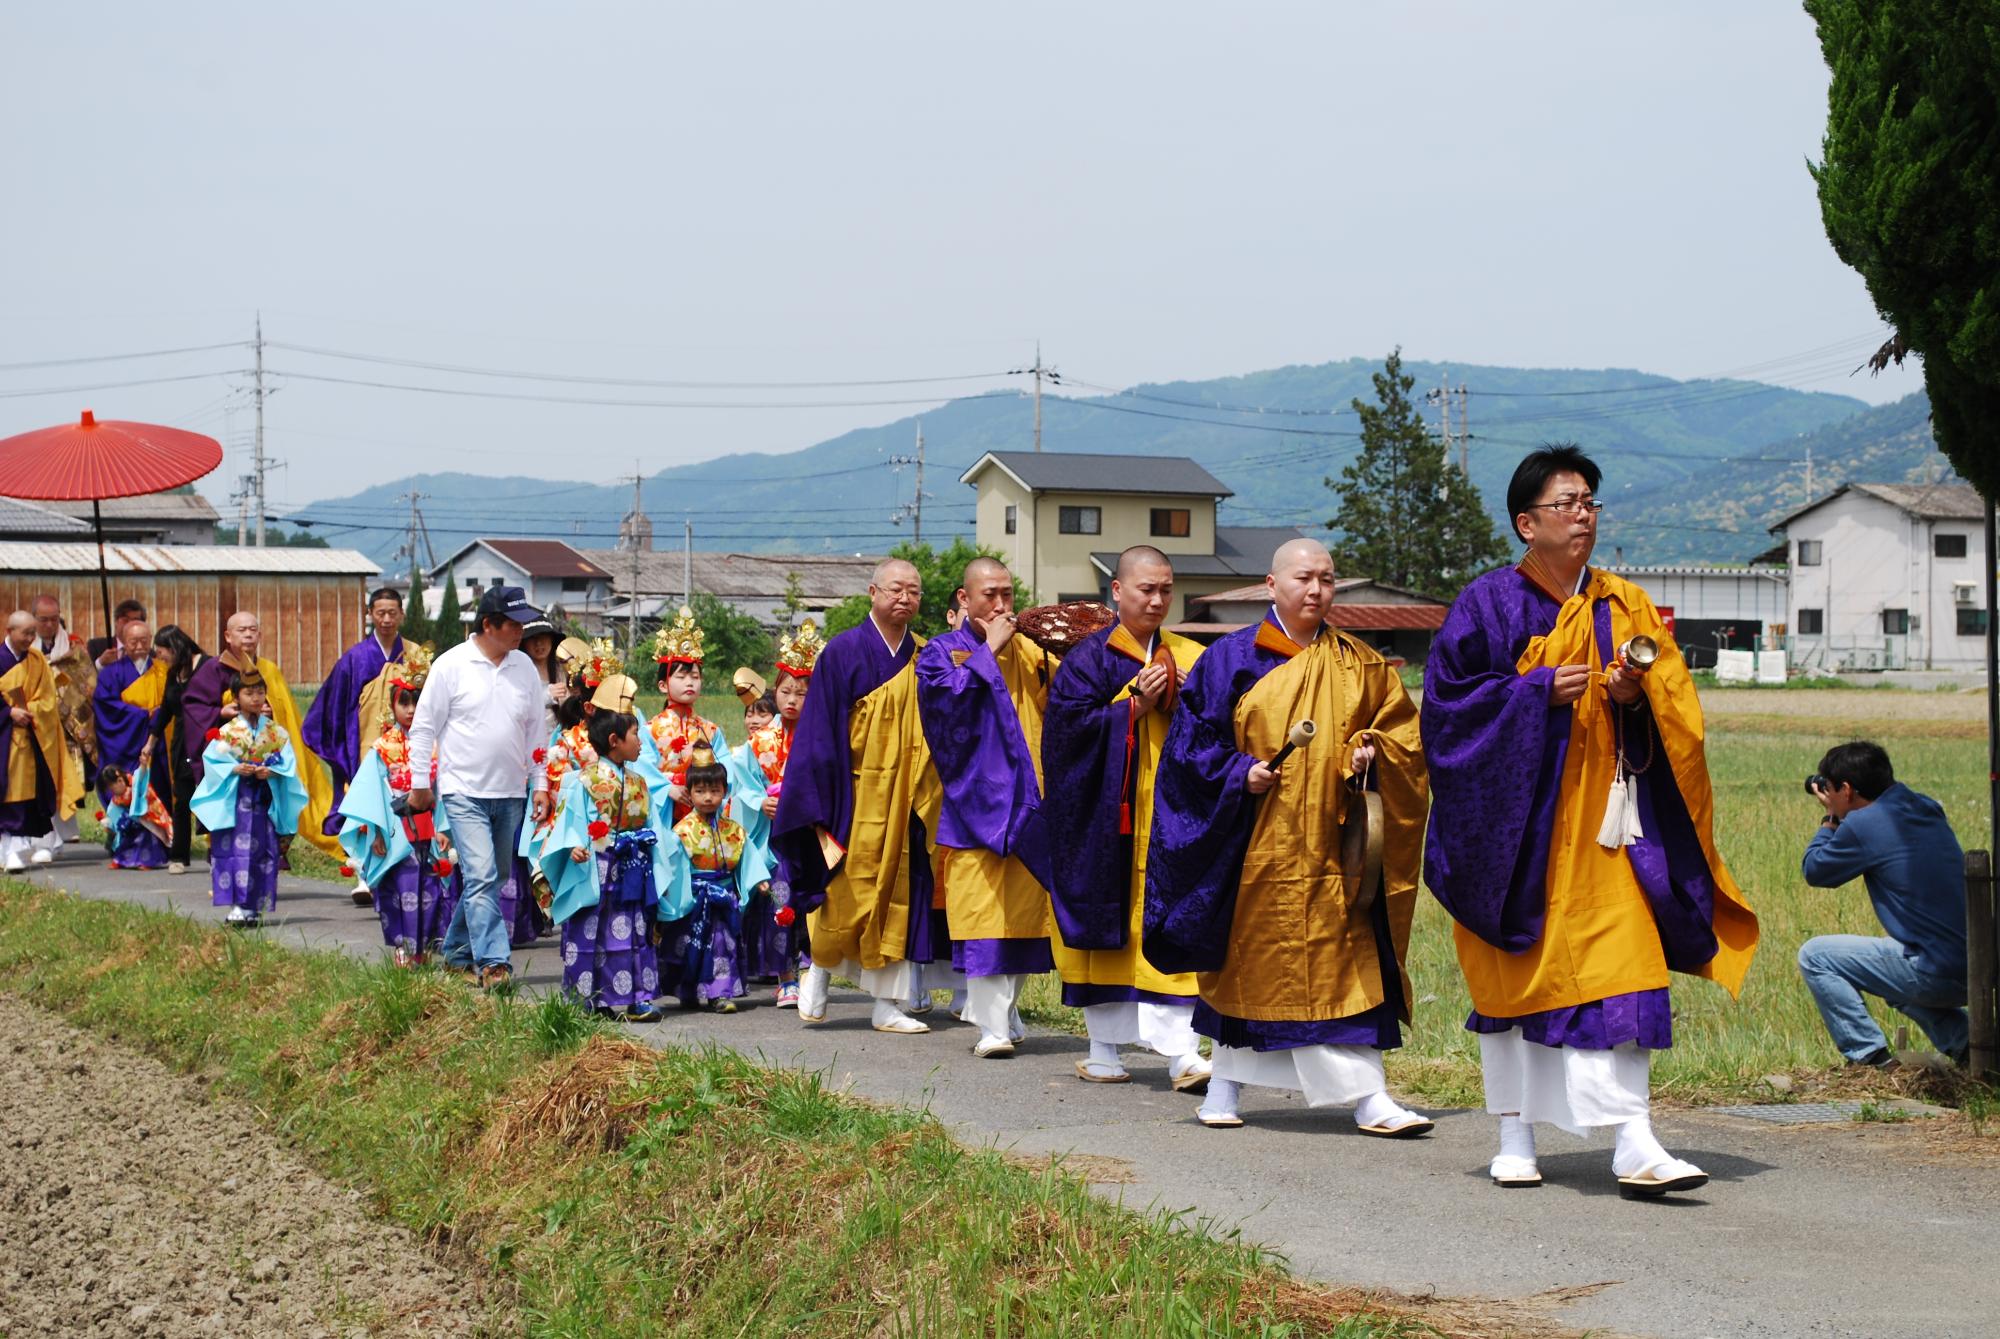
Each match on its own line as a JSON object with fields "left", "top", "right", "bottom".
{"left": 1801, "top": 740, "right": 1968, "bottom": 1068}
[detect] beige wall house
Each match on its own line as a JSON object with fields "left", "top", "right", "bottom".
{"left": 959, "top": 450, "right": 1310, "bottom": 623}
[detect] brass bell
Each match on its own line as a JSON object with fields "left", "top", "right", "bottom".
{"left": 1617, "top": 634, "right": 1660, "bottom": 673}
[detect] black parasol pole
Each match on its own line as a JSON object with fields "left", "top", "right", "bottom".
{"left": 93, "top": 497, "right": 112, "bottom": 644}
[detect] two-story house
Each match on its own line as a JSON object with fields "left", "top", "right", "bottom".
{"left": 1769, "top": 482, "right": 1989, "bottom": 671}
{"left": 959, "top": 451, "right": 1309, "bottom": 623}
{"left": 426, "top": 539, "right": 615, "bottom": 628}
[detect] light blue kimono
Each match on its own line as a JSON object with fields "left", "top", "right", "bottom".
{"left": 536, "top": 764, "right": 689, "bottom": 927}
{"left": 633, "top": 711, "right": 728, "bottom": 818}
{"left": 723, "top": 739, "right": 776, "bottom": 889}
{"left": 190, "top": 718, "right": 308, "bottom": 836}
{"left": 336, "top": 747, "right": 454, "bottom": 889}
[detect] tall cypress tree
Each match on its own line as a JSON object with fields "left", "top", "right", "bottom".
{"left": 401, "top": 558, "right": 433, "bottom": 648}
{"left": 433, "top": 563, "right": 463, "bottom": 643}
{"left": 1326, "top": 348, "right": 1507, "bottom": 599}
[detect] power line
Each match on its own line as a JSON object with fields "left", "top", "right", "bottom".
{"left": 0, "top": 341, "right": 247, "bottom": 373}
{"left": 265, "top": 367, "right": 1023, "bottom": 411}
{"left": 0, "top": 369, "right": 248, "bottom": 399}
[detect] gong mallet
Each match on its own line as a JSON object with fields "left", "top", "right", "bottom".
{"left": 1268, "top": 719, "right": 1316, "bottom": 770}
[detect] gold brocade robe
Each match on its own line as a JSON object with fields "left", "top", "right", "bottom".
{"left": 1051, "top": 626, "right": 1204, "bottom": 999}
{"left": 929, "top": 632, "right": 1057, "bottom": 944}
{"left": 1452, "top": 568, "right": 1759, "bottom": 1016}
{"left": 1, "top": 645, "right": 86, "bottom": 821}
{"left": 808, "top": 656, "right": 943, "bottom": 971}
{"left": 1202, "top": 624, "right": 1427, "bottom": 1023}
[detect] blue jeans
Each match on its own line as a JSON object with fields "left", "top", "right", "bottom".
{"left": 439, "top": 794, "right": 526, "bottom": 971}
{"left": 1797, "top": 934, "right": 1968, "bottom": 1061}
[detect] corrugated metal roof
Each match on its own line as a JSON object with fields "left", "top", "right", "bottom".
{"left": 0, "top": 497, "right": 92, "bottom": 535}
{"left": 32, "top": 493, "right": 220, "bottom": 522}
{"left": 0, "top": 541, "right": 379, "bottom": 575}
{"left": 580, "top": 549, "right": 883, "bottom": 600}
{"left": 962, "top": 451, "right": 1234, "bottom": 497}
{"left": 1170, "top": 605, "right": 1444, "bottom": 636}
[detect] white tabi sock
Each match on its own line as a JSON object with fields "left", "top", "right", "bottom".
{"left": 1198, "top": 1076, "right": 1241, "bottom": 1121}
{"left": 1088, "top": 1040, "right": 1122, "bottom": 1068}
{"left": 1612, "top": 1115, "right": 1673, "bottom": 1178}
{"left": 1354, "top": 1090, "right": 1420, "bottom": 1130}
{"left": 1168, "top": 1050, "right": 1211, "bottom": 1081}
{"left": 1498, "top": 1114, "right": 1537, "bottom": 1163}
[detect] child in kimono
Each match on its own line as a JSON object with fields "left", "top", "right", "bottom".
{"left": 638, "top": 605, "right": 724, "bottom": 825}
{"left": 190, "top": 669, "right": 307, "bottom": 928}
{"left": 97, "top": 761, "right": 170, "bottom": 870}
{"left": 337, "top": 659, "right": 459, "bottom": 967}
{"left": 540, "top": 710, "right": 680, "bottom": 1022}
{"left": 660, "top": 745, "right": 763, "bottom": 1012}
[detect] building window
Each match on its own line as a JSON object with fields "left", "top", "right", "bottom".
{"left": 1058, "top": 505, "right": 1101, "bottom": 535}
{"left": 1935, "top": 532, "right": 1969, "bottom": 559}
{"left": 1150, "top": 507, "right": 1190, "bottom": 538}
{"left": 1004, "top": 504, "right": 1017, "bottom": 535}
{"left": 562, "top": 577, "right": 587, "bottom": 593}
{"left": 1796, "top": 608, "right": 1824, "bottom": 635}
{"left": 1881, "top": 608, "right": 1909, "bottom": 635}
{"left": 1796, "top": 539, "right": 1822, "bottom": 566}
{"left": 1959, "top": 608, "right": 1991, "bottom": 637}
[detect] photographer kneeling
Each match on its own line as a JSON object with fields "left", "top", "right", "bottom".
{"left": 1799, "top": 741, "right": 1968, "bottom": 1069}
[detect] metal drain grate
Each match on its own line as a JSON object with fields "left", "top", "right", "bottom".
{"left": 1705, "top": 1101, "right": 1867, "bottom": 1124}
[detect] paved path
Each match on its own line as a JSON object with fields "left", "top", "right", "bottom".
{"left": 18, "top": 850, "right": 1998, "bottom": 1339}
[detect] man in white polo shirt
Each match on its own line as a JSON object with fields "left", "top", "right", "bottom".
{"left": 406, "top": 586, "right": 551, "bottom": 990}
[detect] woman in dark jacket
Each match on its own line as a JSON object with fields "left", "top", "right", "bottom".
{"left": 145, "top": 624, "right": 208, "bottom": 873}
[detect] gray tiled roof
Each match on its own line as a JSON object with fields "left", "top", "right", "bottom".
{"left": 0, "top": 497, "right": 92, "bottom": 536}
{"left": 1771, "top": 481, "right": 1984, "bottom": 531}
{"left": 964, "top": 451, "right": 1233, "bottom": 497}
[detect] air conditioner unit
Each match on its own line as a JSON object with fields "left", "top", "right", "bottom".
{"left": 1956, "top": 582, "right": 1978, "bottom": 605}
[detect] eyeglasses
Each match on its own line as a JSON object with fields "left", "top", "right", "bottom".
{"left": 1524, "top": 495, "right": 1603, "bottom": 518}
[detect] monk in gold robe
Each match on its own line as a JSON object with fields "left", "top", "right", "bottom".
{"left": 1424, "top": 445, "right": 1758, "bottom": 1197}
{"left": 1042, "top": 546, "right": 1212, "bottom": 1090}
{"left": 773, "top": 559, "right": 944, "bottom": 1034}
{"left": 1146, "top": 541, "right": 1431, "bottom": 1135}
{"left": 2, "top": 611, "right": 87, "bottom": 871}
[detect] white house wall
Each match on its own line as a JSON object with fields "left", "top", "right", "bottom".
{"left": 1785, "top": 493, "right": 1989, "bottom": 671}
{"left": 1611, "top": 569, "right": 1789, "bottom": 625}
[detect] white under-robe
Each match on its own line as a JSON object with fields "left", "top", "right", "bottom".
{"left": 1083, "top": 1000, "right": 1199, "bottom": 1056}
{"left": 1479, "top": 1030, "right": 1651, "bottom": 1134}
{"left": 1212, "top": 1042, "right": 1383, "bottom": 1107}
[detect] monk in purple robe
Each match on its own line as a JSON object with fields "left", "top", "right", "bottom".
{"left": 916, "top": 557, "right": 1056, "bottom": 1058}
{"left": 773, "top": 558, "right": 941, "bottom": 1034}
{"left": 1424, "top": 445, "right": 1757, "bottom": 1197}
{"left": 302, "top": 587, "right": 406, "bottom": 898}
{"left": 92, "top": 619, "right": 156, "bottom": 789}
{"left": 1146, "top": 540, "right": 1431, "bottom": 1135}
{"left": 1042, "top": 545, "right": 1212, "bottom": 1090}
{"left": 2, "top": 611, "right": 86, "bottom": 872}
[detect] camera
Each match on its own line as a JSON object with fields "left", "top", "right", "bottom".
{"left": 1804, "top": 774, "right": 1826, "bottom": 795}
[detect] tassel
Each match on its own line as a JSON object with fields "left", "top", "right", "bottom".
{"left": 1595, "top": 764, "right": 1645, "bottom": 849}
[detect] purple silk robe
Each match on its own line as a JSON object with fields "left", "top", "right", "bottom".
{"left": 1422, "top": 566, "right": 1726, "bottom": 1051}
{"left": 182, "top": 656, "right": 233, "bottom": 782}
{"left": 913, "top": 625, "right": 1053, "bottom": 882}
{"left": 0, "top": 644, "right": 55, "bottom": 840}
{"left": 302, "top": 635, "right": 402, "bottom": 837}
{"left": 92, "top": 655, "right": 153, "bottom": 778}
{"left": 1039, "top": 626, "right": 1146, "bottom": 951}
{"left": 1144, "top": 615, "right": 1401, "bottom": 1051}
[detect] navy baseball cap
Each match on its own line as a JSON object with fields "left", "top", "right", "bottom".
{"left": 477, "top": 585, "right": 542, "bottom": 626}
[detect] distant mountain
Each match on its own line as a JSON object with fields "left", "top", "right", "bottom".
{"left": 291, "top": 357, "right": 1887, "bottom": 573}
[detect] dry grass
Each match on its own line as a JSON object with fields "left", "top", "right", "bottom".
{"left": 475, "top": 1034, "right": 659, "bottom": 1163}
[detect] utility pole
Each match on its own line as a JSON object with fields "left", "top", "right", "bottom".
{"left": 1032, "top": 340, "right": 1044, "bottom": 453}
{"left": 627, "top": 464, "right": 643, "bottom": 653}
{"left": 1456, "top": 380, "right": 1470, "bottom": 477}
{"left": 683, "top": 518, "right": 693, "bottom": 608}
{"left": 1805, "top": 444, "right": 1814, "bottom": 501}
{"left": 889, "top": 420, "right": 930, "bottom": 542}
{"left": 396, "top": 488, "right": 432, "bottom": 576}
{"left": 253, "top": 314, "right": 268, "bottom": 546}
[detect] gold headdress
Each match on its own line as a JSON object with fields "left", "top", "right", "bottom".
{"left": 589, "top": 673, "right": 638, "bottom": 714}
{"left": 554, "top": 635, "right": 593, "bottom": 673}
{"left": 775, "top": 619, "right": 824, "bottom": 680}
{"left": 652, "top": 605, "right": 706, "bottom": 666}
{"left": 386, "top": 644, "right": 434, "bottom": 694}
{"left": 579, "top": 637, "right": 621, "bottom": 688}
{"left": 732, "top": 666, "right": 768, "bottom": 706}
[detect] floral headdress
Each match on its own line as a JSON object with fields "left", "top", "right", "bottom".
{"left": 775, "top": 619, "right": 824, "bottom": 680}
{"left": 387, "top": 644, "right": 434, "bottom": 695}
{"left": 652, "top": 605, "right": 706, "bottom": 667}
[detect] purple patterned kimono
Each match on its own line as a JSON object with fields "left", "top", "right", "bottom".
{"left": 301, "top": 634, "right": 402, "bottom": 837}
{"left": 770, "top": 619, "right": 940, "bottom": 961}
{"left": 1145, "top": 616, "right": 1402, "bottom": 1052}
{"left": 376, "top": 856, "right": 461, "bottom": 955}
{"left": 211, "top": 779, "right": 282, "bottom": 913}
{"left": 561, "top": 843, "right": 660, "bottom": 1012}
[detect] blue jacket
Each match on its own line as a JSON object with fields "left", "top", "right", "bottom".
{"left": 1802, "top": 782, "right": 1967, "bottom": 980}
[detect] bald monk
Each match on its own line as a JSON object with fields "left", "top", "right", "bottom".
{"left": 915, "top": 557, "right": 1057, "bottom": 1058}
{"left": 1424, "top": 444, "right": 1758, "bottom": 1196}
{"left": 772, "top": 558, "right": 943, "bottom": 1034}
{"left": 1041, "top": 545, "right": 1213, "bottom": 1089}
{"left": 2, "top": 611, "right": 86, "bottom": 871}
{"left": 184, "top": 611, "right": 342, "bottom": 857}
{"left": 1147, "top": 540, "right": 1432, "bottom": 1135}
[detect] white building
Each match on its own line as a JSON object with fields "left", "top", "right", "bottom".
{"left": 426, "top": 539, "right": 615, "bottom": 628}
{"left": 1603, "top": 563, "right": 1790, "bottom": 668}
{"left": 1769, "top": 482, "right": 1989, "bottom": 672}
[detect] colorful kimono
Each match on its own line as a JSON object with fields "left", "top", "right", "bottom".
{"left": 301, "top": 634, "right": 403, "bottom": 837}
{"left": 660, "top": 810, "right": 752, "bottom": 1006}
{"left": 191, "top": 716, "right": 308, "bottom": 913}
{"left": 1, "top": 642, "right": 85, "bottom": 858}
{"left": 636, "top": 703, "right": 724, "bottom": 825}
{"left": 102, "top": 761, "right": 171, "bottom": 870}
{"left": 771, "top": 621, "right": 941, "bottom": 996}
{"left": 91, "top": 654, "right": 154, "bottom": 784}
{"left": 1146, "top": 612, "right": 1426, "bottom": 1105}
{"left": 1422, "top": 564, "right": 1758, "bottom": 1127}
{"left": 185, "top": 653, "right": 340, "bottom": 857}
{"left": 731, "top": 722, "right": 800, "bottom": 977}
{"left": 914, "top": 627, "right": 1056, "bottom": 977}
{"left": 336, "top": 724, "right": 460, "bottom": 955}
{"left": 537, "top": 759, "right": 682, "bottom": 1013}
{"left": 1042, "top": 624, "right": 1205, "bottom": 1013}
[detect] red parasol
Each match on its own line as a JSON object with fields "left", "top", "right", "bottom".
{"left": 0, "top": 409, "right": 223, "bottom": 640}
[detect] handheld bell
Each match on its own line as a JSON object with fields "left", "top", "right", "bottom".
{"left": 1617, "top": 634, "right": 1660, "bottom": 674}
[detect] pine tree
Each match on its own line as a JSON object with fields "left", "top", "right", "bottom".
{"left": 433, "top": 563, "right": 463, "bottom": 643}
{"left": 1326, "top": 349, "right": 1507, "bottom": 600}
{"left": 401, "top": 558, "right": 433, "bottom": 648}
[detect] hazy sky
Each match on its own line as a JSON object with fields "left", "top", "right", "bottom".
{"left": 1, "top": 2, "right": 1922, "bottom": 515}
